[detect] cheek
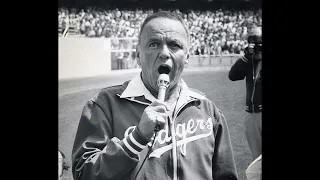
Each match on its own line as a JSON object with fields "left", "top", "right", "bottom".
{"left": 141, "top": 52, "right": 158, "bottom": 65}
{"left": 171, "top": 52, "right": 187, "bottom": 78}
{"left": 145, "top": 50, "right": 159, "bottom": 58}
{"left": 175, "top": 60, "right": 186, "bottom": 72}
{"left": 173, "top": 51, "right": 187, "bottom": 68}
{"left": 140, "top": 54, "right": 156, "bottom": 83}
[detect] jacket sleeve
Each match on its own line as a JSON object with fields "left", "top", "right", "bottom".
{"left": 212, "top": 107, "right": 239, "bottom": 180}
{"left": 71, "top": 100, "right": 149, "bottom": 180}
{"left": 228, "top": 55, "right": 251, "bottom": 81}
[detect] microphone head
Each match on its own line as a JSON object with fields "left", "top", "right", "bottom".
{"left": 157, "top": 64, "right": 171, "bottom": 89}
{"left": 157, "top": 74, "right": 170, "bottom": 89}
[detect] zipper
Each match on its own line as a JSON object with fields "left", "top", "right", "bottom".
{"left": 169, "top": 99, "right": 199, "bottom": 180}
{"left": 251, "top": 56, "right": 255, "bottom": 113}
{"left": 251, "top": 58, "right": 261, "bottom": 113}
{"left": 168, "top": 115, "right": 178, "bottom": 180}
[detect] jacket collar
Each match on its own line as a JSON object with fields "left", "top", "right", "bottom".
{"left": 119, "top": 74, "right": 157, "bottom": 102}
{"left": 116, "top": 73, "right": 206, "bottom": 105}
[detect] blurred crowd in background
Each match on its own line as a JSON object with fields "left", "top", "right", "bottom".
{"left": 58, "top": 7, "right": 261, "bottom": 70}
{"left": 59, "top": 7, "right": 261, "bottom": 55}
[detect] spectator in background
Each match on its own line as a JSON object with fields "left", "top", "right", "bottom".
{"left": 130, "top": 50, "right": 138, "bottom": 68}
{"left": 60, "top": 14, "right": 69, "bottom": 34}
{"left": 198, "top": 41, "right": 208, "bottom": 66}
{"left": 87, "top": 26, "right": 95, "bottom": 37}
{"left": 122, "top": 52, "right": 130, "bottom": 69}
{"left": 234, "top": 43, "right": 242, "bottom": 54}
{"left": 116, "top": 52, "right": 124, "bottom": 69}
{"left": 216, "top": 42, "right": 222, "bottom": 56}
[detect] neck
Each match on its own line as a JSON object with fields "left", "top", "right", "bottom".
{"left": 153, "top": 84, "right": 180, "bottom": 102}
{"left": 164, "top": 83, "right": 180, "bottom": 102}
{"left": 141, "top": 74, "right": 181, "bottom": 102}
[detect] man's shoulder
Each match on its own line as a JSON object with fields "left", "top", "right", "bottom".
{"left": 90, "top": 81, "right": 130, "bottom": 103}
{"left": 187, "top": 88, "right": 224, "bottom": 114}
{"left": 188, "top": 87, "right": 206, "bottom": 97}
{"left": 188, "top": 87, "right": 217, "bottom": 102}
{"left": 187, "top": 88, "right": 215, "bottom": 105}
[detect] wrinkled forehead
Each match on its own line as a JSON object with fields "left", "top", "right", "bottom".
{"left": 140, "top": 18, "right": 189, "bottom": 43}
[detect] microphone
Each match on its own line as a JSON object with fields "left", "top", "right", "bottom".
{"left": 154, "top": 65, "right": 171, "bottom": 132}
{"left": 157, "top": 74, "right": 170, "bottom": 102}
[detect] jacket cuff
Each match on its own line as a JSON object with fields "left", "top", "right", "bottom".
{"left": 120, "top": 128, "right": 149, "bottom": 158}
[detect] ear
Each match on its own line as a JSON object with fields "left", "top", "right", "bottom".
{"left": 136, "top": 46, "right": 141, "bottom": 66}
{"left": 185, "top": 51, "right": 190, "bottom": 65}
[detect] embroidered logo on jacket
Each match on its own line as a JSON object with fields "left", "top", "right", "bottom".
{"left": 124, "top": 118, "right": 213, "bottom": 158}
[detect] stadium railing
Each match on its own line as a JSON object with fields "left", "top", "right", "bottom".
{"left": 59, "top": 25, "right": 79, "bottom": 37}
{"left": 59, "top": 26, "right": 69, "bottom": 37}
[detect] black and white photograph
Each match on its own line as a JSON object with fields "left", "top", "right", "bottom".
{"left": 58, "top": 0, "right": 262, "bottom": 179}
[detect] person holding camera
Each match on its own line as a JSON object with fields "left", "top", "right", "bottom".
{"left": 228, "top": 26, "right": 262, "bottom": 179}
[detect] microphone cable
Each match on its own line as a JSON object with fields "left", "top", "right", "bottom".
{"left": 131, "top": 130, "right": 159, "bottom": 180}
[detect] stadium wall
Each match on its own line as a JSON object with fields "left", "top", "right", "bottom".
{"left": 59, "top": 37, "right": 111, "bottom": 79}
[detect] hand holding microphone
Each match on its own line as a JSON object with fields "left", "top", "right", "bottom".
{"left": 137, "top": 65, "right": 171, "bottom": 140}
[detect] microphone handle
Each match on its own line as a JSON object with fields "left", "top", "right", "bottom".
{"left": 155, "top": 86, "right": 166, "bottom": 132}
{"left": 157, "top": 86, "right": 166, "bottom": 102}
{"left": 155, "top": 74, "right": 169, "bottom": 132}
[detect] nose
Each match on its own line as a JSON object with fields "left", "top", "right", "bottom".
{"left": 159, "top": 45, "right": 170, "bottom": 60}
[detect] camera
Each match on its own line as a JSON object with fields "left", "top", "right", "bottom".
{"left": 246, "top": 43, "right": 262, "bottom": 55}
{"left": 245, "top": 35, "right": 262, "bottom": 55}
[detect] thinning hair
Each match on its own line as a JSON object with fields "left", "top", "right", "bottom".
{"left": 138, "top": 11, "right": 190, "bottom": 46}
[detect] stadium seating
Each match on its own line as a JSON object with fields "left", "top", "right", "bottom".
{"left": 58, "top": 7, "right": 262, "bottom": 54}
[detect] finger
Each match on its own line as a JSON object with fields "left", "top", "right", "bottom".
{"left": 152, "top": 105, "right": 168, "bottom": 113}
{"left": 150, "top": 100, "right": 169, "bottom": 110}
{"left": 145, "top": 106, "right": 167, "bottom": 117}
{"left": 156, "top": 115, "right": 166, "bottom": 124}
{"left": 155, "top": 116, "right": 166, "bottom": 131}
{"left": 147, "top": 111, "right": 168, "bottom": 123}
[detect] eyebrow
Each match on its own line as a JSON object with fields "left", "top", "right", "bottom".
{"left": 146, "top": 37, "right": 186, "bottom": 46}
{"left": 146, "top": 37, "right": 162, "bottom": 43}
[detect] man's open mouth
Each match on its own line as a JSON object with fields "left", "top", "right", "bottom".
{"left": 158, "top": 64, "right": 171, "bottom": 75}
